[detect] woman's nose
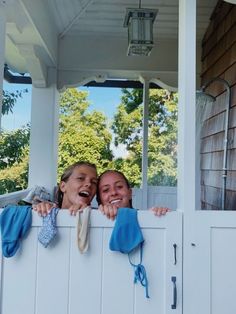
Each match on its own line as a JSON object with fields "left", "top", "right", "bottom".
{"left": 84, "top": 180, "right": 91, "bottom": 187}
{"left": 110, "top": 187, "right": 117, "bottom": 195}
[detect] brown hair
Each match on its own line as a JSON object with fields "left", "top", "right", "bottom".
{"left": 96, "top": 170, "right": 132, "bottom": 207}
{"left": 56, "top": 161, "right": 97, "bottom": 208}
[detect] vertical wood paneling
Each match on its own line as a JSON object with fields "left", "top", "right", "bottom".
{"left": 211, "top": 228, "right": 236, "bottom": 313}
{"left": 1, "top": 228, "right": 38, "bottom": 314}
{"left": 0, "top": 210, "right": 183, "bottom": 314}
{"left": 135, "top": 229, "right": 165, "bottom": 314}
{"left": 184, "top": 211, "right": 236, "bottom": 312}
{"left": 101, "top": 228, "right": 134, "bottom": 314}
{"left": 35, "top": 228, "right": 71, "bottom": 314}
{"left": 68, "top": 228, "right": 103, "bottom": 314}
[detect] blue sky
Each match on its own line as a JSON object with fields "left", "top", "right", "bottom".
{"left": 2, "top": 82, "right": 122, "bottom": 130}
{"left": 80, "top": 86, "right": 122, "bottom": 118}
{"left": 2, "top": 82, "right": 32, "bottom": 130}
{"left": 2, "top": 81, "right": 127, "bottom": 157}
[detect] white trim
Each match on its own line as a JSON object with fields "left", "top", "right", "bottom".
{"left": 0, "top": 189, "right": 30, "bottom": 207}
{"left": 177, "top": 0, "right": 196, "bottom": 213}
{"left": 0, "top": 7, "right": 6, "bottom": 131}
{"left": 178, "top": 2, "right": 198, "bottom": 314}
{"left": 28, "top": 68, "right": 59, "bottom": 194}
{"left": 141, "top": 78, "right": 149, "bottom": 210}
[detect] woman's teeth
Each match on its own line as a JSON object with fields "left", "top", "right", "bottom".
{"left": 79, "top": 191, "right": 89, "bottom": 197}
{"left": 110, "top": 199, "right": 120, "bottom": 204}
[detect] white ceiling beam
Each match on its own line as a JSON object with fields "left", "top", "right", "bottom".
{"left": 19, "top": 0, "right": 58, "bottom": 66}
{"left": 17, "top": 44, "right": 47, "bottom": 87}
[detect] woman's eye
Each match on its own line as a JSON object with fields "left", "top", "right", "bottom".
{"left": 102, "top": 188, "right": 109, "bottom": 193}
{"left": 92, "top": 180, "right": 98, "bottom": 185}
{"left": 77, "top": 176, "right": 84, "bottom": 181}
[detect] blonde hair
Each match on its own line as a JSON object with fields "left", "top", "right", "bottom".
{"left": 56, "top": 161, "right": 97, "bottom": 208}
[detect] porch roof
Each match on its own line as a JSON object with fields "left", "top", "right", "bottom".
{"left": 2, "top": 0, "right": 217, "bottom": 90}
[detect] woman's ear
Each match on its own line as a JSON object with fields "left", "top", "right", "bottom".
{"left": 59, "top": 181, "right": 66, "bottom": 193}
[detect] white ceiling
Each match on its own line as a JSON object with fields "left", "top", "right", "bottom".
{"left": 2, "top": 0, "right": 219, "bottom": 89}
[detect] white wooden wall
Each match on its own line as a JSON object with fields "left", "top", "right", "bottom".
{"left": 184, "top": 211, "right": 236, "bottom": 314}
{"left": 0, "top": 210, "right": 182, "bottom": 314}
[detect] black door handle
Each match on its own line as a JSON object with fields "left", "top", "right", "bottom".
{"left": 173, "top": 243, "right": 177, "bottom": 265}
{"left": 171, "top": 276, "right": 177, "bottom": 309}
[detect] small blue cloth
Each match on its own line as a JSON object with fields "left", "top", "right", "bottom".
{"left": 0, "top": 205, "right": 32, "bottom": 258}
{"left": 109, "top": 207, "right": 144, "bottom": 253}
{"left": 109, "top": 207, "right": 149, "bottom": 298}
{"left": 38, "top": 207, "right": 59, "bottom": 248}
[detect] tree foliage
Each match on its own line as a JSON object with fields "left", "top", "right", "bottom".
{"left": 0, "top": 125, "right": 30, "bottom": 169}
{"left": 0, "top": 86, "right": 178, "bottom": 194}
{"left": 0, "top": 152, "right": 29, "bottom": 194}
{"left": 112, "top": 88, "right": 178, "bottom": 186}
{"left": 58, "top": 88, "right": 113, "bottom": 177}
{"left": 2, "top": 89, "right": 28, "bottom": 115}
{"left": 0, "top": 88, "right": 30, "bottom": 193}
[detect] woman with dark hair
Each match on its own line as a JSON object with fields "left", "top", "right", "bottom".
{"left": 34, "top": 161, "right": 98, "bottom": 216}
{"left": 97, "top": 170, "right": 169, "bottom": 220}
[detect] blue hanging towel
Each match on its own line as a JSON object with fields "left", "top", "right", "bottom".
{"left": 38, "top": 207, "right": 59, "bottom": 248}
{"left": 0, "top": 205, "right": 32, "bottom": 258}
{"left": 109, "top": 207, "right": 149, "bottom": 298}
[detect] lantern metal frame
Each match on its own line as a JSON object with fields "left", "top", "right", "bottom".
{"left": 123, "top": 7, "right": 158, "bottom": 56}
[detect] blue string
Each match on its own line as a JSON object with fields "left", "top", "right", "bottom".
{"left": 134, "top": 263, "right": 150, "bottom": 298}
{"left": 128, "top": 242, "right": 150, "bottom": 298}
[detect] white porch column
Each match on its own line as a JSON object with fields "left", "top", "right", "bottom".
{"left": 141, "top": 79, "right": 149, "bottom": 210}
{"left": 178, "top": 1, "right": 197, "bottom": 314}
{"left": 178, "top": 0, "right": 196, "bottom": 212}
{"left": 0, "top": 6, "right": 6, "bottom": 131}
{"left": 28, "top": 68, "right": 59, "bottom": 194}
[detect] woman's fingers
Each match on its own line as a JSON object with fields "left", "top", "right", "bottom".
{"left": 150, "top": 206, "right": 170, "bottom": 216}
{"left": 98, "top": 205, "right": 118, "bottom": 220}
{"left": 33, "top": 202, "right": 55, "bottom": 216}
{"left": 69, "top": 205, "right": 81, "bottom": 216}
{"left": 68, "top": 202, "right": 90, "bottom": 216}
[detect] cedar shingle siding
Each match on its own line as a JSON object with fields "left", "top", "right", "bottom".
{"left": 200, "top": 1, "right": 236, "bottom": 210}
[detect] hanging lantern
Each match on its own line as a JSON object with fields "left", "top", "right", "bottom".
{"left": 124, "top": 8, "right": 158, "bottom": 56}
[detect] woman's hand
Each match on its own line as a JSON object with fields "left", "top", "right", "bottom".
{"left": 150, "top": 206, "right": 170, "bottom": 216}
{"left": 33, "top": 200, "right": 90, "bottom": 216}
{"left": 68, "top": 202, "right": 89, "bottom": 216}
{"left": 33, "top": 201, "right": 56, "bottom": 216}
{"left": 98, "top": 204, "right": 118, "bottom": 220}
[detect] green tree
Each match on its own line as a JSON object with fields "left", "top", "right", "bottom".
{"left": 2, "top": 89, "right": 28, "bottom": 115}
{"left": 0, "top": 87, "right": 30, "bottom": 194}
{"left": 0, "top": 151, "right": 29, "bottom": 194}
{"left": 0, "top": 87, "right": 114, "bottom": 194}
{"left": 0, "top": 86, "right": 178, "bottom": 194}
{"left": 111, "top": 158, "right": 141, "bottom": 186}
{"left": 0, "top": 125, "right": 30, "bottom": 169}
{"left": 112, "top": 88, "right": 178, "bottom": 186}
{"left": 58, "top": 88, "right": 113, "bottom": 177}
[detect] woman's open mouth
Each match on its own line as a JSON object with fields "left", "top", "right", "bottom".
{"left": 78, "top": 191, "right": 90, "bottom": 198}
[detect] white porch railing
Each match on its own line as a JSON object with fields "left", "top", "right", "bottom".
{"left": 132, "top": 186, "right": 177, "bottom": 210}
{"left": 0, "top": 189, "right": 30, "bottom": 207}
{"left": 0, "top": 186, "right": 177, "bottom": 210}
